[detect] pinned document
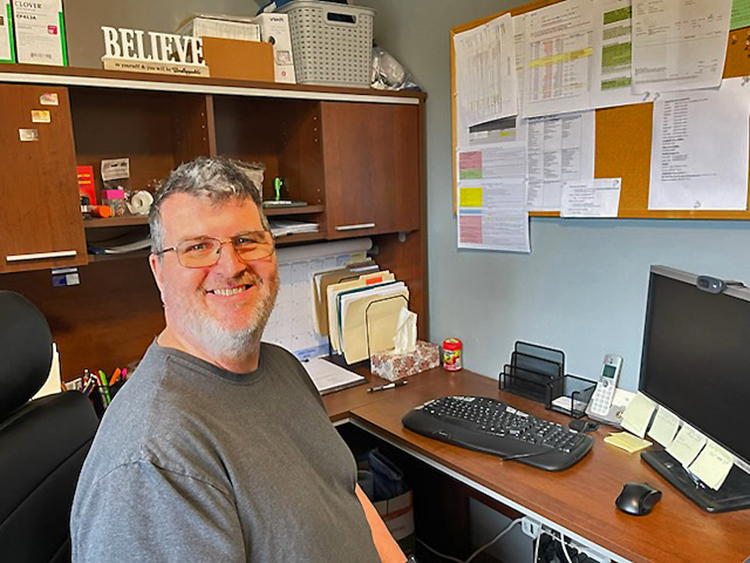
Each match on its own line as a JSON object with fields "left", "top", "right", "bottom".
{"left": 560, "top": 179, "right": 621, "bottom": 218}
{"left": 688, "top": 440, "right": 734, "bottom": 491}
{"left": 620, "top": 392, "right": 657, "bottom": 438}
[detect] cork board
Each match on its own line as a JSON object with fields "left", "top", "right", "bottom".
{"left": 451, "top": 0, "right": 750, "bottom": 219}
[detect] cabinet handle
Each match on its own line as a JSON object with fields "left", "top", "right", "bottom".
{"left": 335, "top": 223, "right": 376, "bottom": 232}
{"left": 6, "top": 250, "right": 77, "bottom": 263}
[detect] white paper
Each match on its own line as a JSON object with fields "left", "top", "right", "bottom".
{"left": 513, "top": 14, "right": 527, "bottom": 116}
{"left": 302, "top": 357, "right": 365, "bottom": 395}
{"left": 458, "top": 179, "right": 530, "bottom": 253}
{"left": 632, "top": 0, "right": 731, "bottom": 94}
{"left": 0, "top": 0, "right": 12, "bottom": 62}
{"left": 648, "top": 406, "right": 681, "bottom": 447}
{"left": 458, "top": 141, "right": 526, "bottom": 181}
{"left": 13, "top": 0, "right": 66, "bottom": 66}
{"left": 526, "top": 111, "right": 596, "bottom": 211}
{"left": 689, "top": 440, "right": 734, "bottom": 491}
{"left": 591, "top": 0, "right": 643, "bottom": 108}
{"left": 560, "top": 178, "right": 621, "bottom": 217}
{"left": 454, "top": 13, "right": 518, "bottom": 128}
{"left": 621, "top": 392, "right": 657, "bottom": 438}
{"left": 649, "top": 78, "right": 750, "bottom": 211}
{"left": 667, "top": 424, "right": 708, "bottom": 467}
{"left": 101, "top": 158, "right": 131, "bottom": 182}
{"left": 33, "top": 343, "right": 61, "bottom": 399}
{"left": 523, "top": 0, "right": 595, "bottom": 118}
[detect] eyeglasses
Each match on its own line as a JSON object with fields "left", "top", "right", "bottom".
{"left": 156, "top": 230, "right": 275, "bottom": 268}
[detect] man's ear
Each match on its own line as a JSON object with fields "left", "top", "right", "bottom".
{"left": 149, "top": 253, "right": 165, "bottom": 296}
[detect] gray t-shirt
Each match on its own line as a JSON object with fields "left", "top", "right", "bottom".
{"left": 71, "top": 343, "right": 380, "bottom": 563}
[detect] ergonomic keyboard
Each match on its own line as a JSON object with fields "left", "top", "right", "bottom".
{"left": 402, "top": 396, "right": 593, "bottom": 471}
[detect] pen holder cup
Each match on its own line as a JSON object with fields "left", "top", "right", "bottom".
{"left": 544, "top": 374, "right": 595, "bottom": 419}
{"left": 499, "top": 364, "right": 550, "bottom": 403}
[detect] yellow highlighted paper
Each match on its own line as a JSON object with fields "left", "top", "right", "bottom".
{"left": 604, "top": 432, "right": 653, "bottom": 454}
{"left": 460, "top": 187, "right": 483, "bottom": 207}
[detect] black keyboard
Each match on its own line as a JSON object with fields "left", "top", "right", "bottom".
{"left": 402, "top": 396, "right": 593, "bottom": 471}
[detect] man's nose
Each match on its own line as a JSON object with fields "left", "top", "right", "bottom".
{"left": 212, "top": 241, "right": 247, "bottom": 274}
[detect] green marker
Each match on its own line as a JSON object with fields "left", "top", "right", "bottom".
{"left": 98, "top": 370, "right": 112, "bottom": 406}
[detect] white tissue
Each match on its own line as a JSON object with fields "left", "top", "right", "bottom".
{"left": 393, "top": 308, "right": 417, "bottom": 354}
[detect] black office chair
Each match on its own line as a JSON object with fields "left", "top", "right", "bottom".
{"left": 0, "top": 291, "right": 99, "bottom": 563}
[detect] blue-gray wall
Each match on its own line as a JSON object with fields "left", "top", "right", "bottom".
{"left": 73, "top": 0, "right": 750, "bottom": 390}
{"left": 357, "top": 0, "right": 750, "bottom": 390}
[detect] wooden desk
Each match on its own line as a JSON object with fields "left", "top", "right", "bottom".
{"left": 326, "top": 367, "right": 750, "bottom": 563}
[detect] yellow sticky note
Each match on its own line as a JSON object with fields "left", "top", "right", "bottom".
{"left": 31, "top": 110, "right": 51, "bottom": 123}
{"left": 604, "top": 431, "right": 653, "bottom": 454}
{"left": 667, "top": 424, "right": 707, "bottom": 467}
{"left": 648, "top": 406, "right": 680, "bottom": 447}
{"left": 621, "top": 392, "right": 657, "bottom": 438}
{"left": 460, "top": 187, "right": 483, "bottom": 207}
{"left": 689, "top": 441, "right": 734, "bottom": 491}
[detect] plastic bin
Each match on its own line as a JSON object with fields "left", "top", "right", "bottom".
{"left": 277, "top": 0, "right": 375, "bottom": 87}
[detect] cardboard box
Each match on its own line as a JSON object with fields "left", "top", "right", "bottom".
{"left": 373, "top": 490, "right": 414, "bottom": 542}
{"left": 254, "top": 13, "right": 295, "bottom": 84}
{"left": 0, "top": 0, "right": 13, "bottom": 63}
{"left": 177, "top": 15, "right": 260, "bottom": 42}
{"left": 370, "top": 340, "right": 441, "bottom": 381}
{"left": 201, "top": 37, "right": 274, "bottom": 82}
{"left": 13, "top": 0, "right": 67, "bottom": 66}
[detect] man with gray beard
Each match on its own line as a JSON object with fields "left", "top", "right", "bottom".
{"left": 70, "top": 157, "right": 405, "bottom": 563}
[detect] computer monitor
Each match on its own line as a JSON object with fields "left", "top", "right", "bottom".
{"left": 638, "top": 265, "right": 750, "bottom": 512}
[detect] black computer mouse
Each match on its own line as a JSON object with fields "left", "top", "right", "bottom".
{"left": 615, "top": 482, "right": 662, "bottom": 516}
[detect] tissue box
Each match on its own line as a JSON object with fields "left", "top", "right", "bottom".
{"left": 370, "top": 341, "right": 440, "bottom": 381}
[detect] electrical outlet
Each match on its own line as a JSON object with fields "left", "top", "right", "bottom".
{"left": 521, "top": 517, "right": 540, "bottom": 539}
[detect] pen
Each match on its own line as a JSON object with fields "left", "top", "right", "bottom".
{"left": 98, "top": 370, "right": 112, "bottom": 406}
{"left": 367, "top": 380, "right": 409, "bottom": 393}
{"left": 109, "top": 368, "right": 121, "bottom": 387}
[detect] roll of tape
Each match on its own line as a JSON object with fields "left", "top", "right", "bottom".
{"left": 128, "top": 190, "right": 154, "bottom": 216}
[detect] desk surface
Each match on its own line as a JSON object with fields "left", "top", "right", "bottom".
{"left": 325, "top": 367, "right": 750, "bottom": 563}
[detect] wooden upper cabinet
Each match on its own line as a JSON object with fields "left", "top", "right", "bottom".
{"left": 320, "top": 102, "right": 420, "bottom": 238}
{"left": 0, "top": 84, "right": 87, "bottom": 273}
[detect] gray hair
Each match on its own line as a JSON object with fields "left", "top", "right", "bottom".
{"left": 149, "top": 156, "right": 269, "bottom": 253}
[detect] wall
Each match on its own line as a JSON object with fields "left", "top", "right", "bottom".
{"left": 64, "top": 0, "right": 750, "bottom": 390}
{"left": 65, "top": 0, "right": 259, "bottom": 68}
{"left": 357, "top": 0, "right": 750, "bottom": 391}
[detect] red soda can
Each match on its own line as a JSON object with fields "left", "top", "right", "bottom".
{"left": 442, "top": 338, "right": 463, "bottom": 371}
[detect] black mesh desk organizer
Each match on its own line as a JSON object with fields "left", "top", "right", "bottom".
{"left": 499, "top": 341, "right": 594, "bottom": 419}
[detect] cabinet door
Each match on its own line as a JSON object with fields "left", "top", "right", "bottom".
{"left": 321, "top": 102, "right": 420, "bottom": 238}
{"left": 0, "top": 85, "right": 87, "bottom": 273}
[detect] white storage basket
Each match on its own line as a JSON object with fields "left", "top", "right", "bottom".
{"left": 277, "top": 1, "right": 375, "bottom": 87}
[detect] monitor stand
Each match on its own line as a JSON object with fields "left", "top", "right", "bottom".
{"left": 641, "top": 449, "right": 750, "bottom": 513}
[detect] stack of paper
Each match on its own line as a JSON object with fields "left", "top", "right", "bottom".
{"left": 269, "top": 219, "right": 319, "bottom": 238}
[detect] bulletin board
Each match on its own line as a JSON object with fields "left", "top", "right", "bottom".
{"left": 451, "top": 0, "right": 750, "bottom": 219}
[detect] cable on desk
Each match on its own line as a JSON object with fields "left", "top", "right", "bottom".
{"left": 416, "top": 518, "right": 522, "bottom": 563}
{"left": 560, "top": 535, "right": 574, "bottom": 563}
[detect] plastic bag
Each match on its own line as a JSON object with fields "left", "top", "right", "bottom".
{"left": 371, "top": 46, "right": 421, "bottom": 91}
